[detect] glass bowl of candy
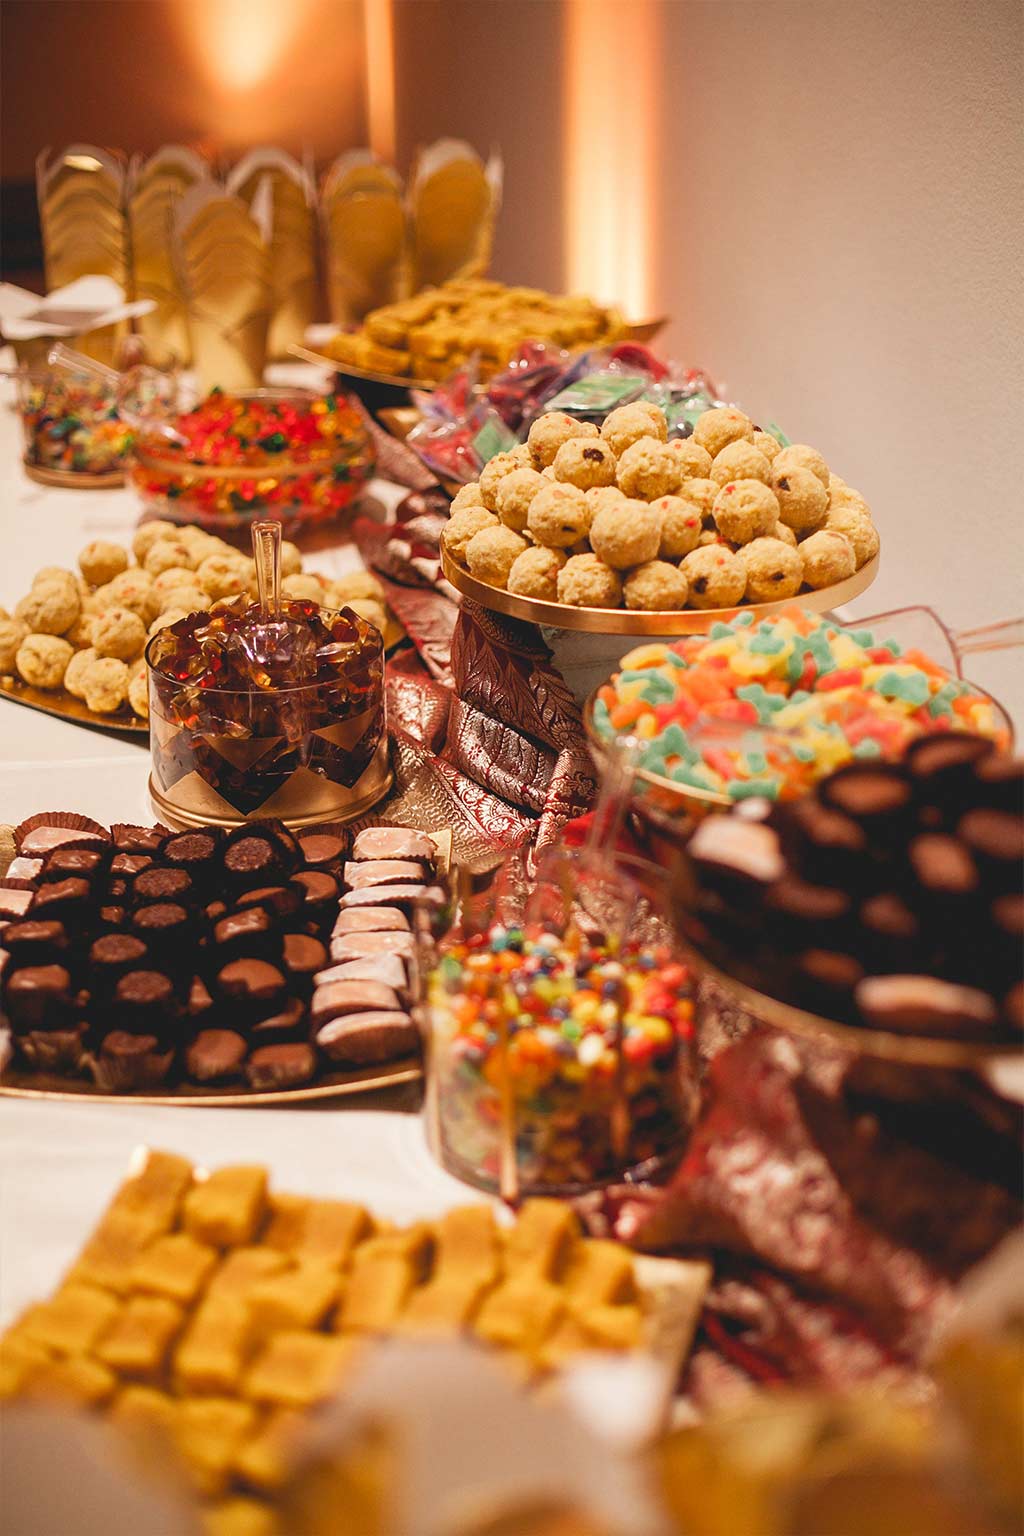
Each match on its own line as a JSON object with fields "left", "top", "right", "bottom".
{"left": 16, "top": 345, "right": 132, "bottom": 487}
{"left": 145, "top": 596, "right": 390, "bottom": 830}
{"left": 586, "top": 606, "right": 1015, "bottom": 848}
{"left": 128, "top": 386, "right": 375, "bottom": 537}
{"left": 424, "top": 846, "right": 699, "bottom": 1198}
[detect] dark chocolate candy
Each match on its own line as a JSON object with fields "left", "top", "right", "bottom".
{"left": 89, "top": 933, "right": 149, "bottom": 992}
{"left": 687, "top": 817, "right": 785, "bottom": 901}
{"left": 111, "top": 853, "right": 154, "bottom": 878}
{"left": 764, "top": 877, "right": 849, "bottom": 937}
{"left": 113, "top": 969, "right": 176, "bottom": 1036}
{"left": 289, "top": 870, "right": 340, "bottom": 917}
{"left": 107, "top": 878, "right": 129, "bottom": 902}
{"left": 3, "top": 964, "right": 72, "bottom": 1028}
{"left": 212, "top": 906, "right": 275, "bottom": 960}
{"left": 38, "top": 849, "right": 106, "bottom": 883}
{"left": 859, "top": 891, "right": 920, "bottom": 970}
{"left": 908, "top": 834, "right": 979, "bottom": 899}
{"left": 223, "top": 835, "right": 280, "bottom": 888}
{"left": 15, "top": 1022, "right": 87, "bottom": 1073}
{"left": 216, "top": 959, "right": 286, "bottom": 1006}
{"left": 297, "top": 832, "right": 347, "bottom": 872}
{"left": 973, "top": 753, "right": 1024, "bottom": 815}
{"left": 819, "top": 764, "right": 912, "bottom": 826}
{"left": 855, "top": 974, "right": 997, "bottom": 1037}
{"left": 134, "top": 867, "right": 193, "bottom": 905}
{"left": 1, "top": 920, "right": 68, "bottom": 966}
{"left": 249, "top": 997, "right": 306, "bottom": 1044}
{"left": 281, "top": 932, "right": 328, "bottom": 984}
{"left": 793, "top": 949, "right": 865, "bottom": 1021}
{"left": 131, "top": 902, "right": 191, "bottom": 959}
{"left": 331, "top": 905, "right": 410, "bottom": 937}
{"left": 905, "top": 732, "right": 994, "bottom": 802}
{"left": 163, "top": 831, "right": 219, "bottom": 879}
{"left": 112, "top": 824, "right": 168, "bottom": 854}
{"left": 30, "top": 878, "right": 91, "bottom": 922}
{"left": 246, "top": 1042, "right": 315, "bottom": 1089}
{"left": 186, "top": 1028, "right": 247, "bottom": 1082}
{"left": 1003, "top": 981, "right": 1024, "bottom": 1032}
{"left": 957, "top": 809, "right": 1024, "bottom": 892}
{"left": 315, "top": 1010, "right": 417, "bottom": 1064}
{"left": 235, "top": 885, "right": 303, "bottom": 921}
{"left": 98, "top": 904, "right": 127, "bottom": 931}
{"left": 92, "top": 1031, "right": 173, "bottom": 1091}
{"left": 351, "top": 826, "right": 434, "bottom": 863}
{"left": 188, "top": 975, "right": 214, "bottom": 1019}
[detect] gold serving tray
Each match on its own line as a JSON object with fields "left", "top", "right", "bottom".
{"left": 679, "top": 936, "right": 1018, "bottom": 1069}
{"left": 23, "top": 463, "right": 126, "bottom": 490}
{"left": 0, "top": 1057, "right": 421, "bottom": 1106}
{"left": 441, "top": 546, "right": 880, "bottom": 635}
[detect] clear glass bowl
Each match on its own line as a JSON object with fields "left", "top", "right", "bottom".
{"left": 17, "top": 346, "right": 131, "bottom": 484}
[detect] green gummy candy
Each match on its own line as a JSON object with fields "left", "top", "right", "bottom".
{"left": 750, "top": 633, "right": 786, "bottom": 655}
{"left": 786, "top": 645, "right": 808, "bottom": 683}
{"left": 745, "top": 752, "right": 769, "bottom": 774}
{"left": 620, "top": 669, "right": 676, "bottom": 705}
{"left": 709, "top": 622, "right": 735, "bottom": 640}
{"left": 728, "top": 778, "right": 781, "bottom": 800}
{"left": 658, "top": 723, "right": 698, "bottom": 764}
{"left": 848, "top": 629, "right": 876, "bottom": 648}
{"left": 853, "top": 739, "right": 883, "bottom": 758}
{"left": 873, "top": 670, "right": 930, "bottom": 707}
{"left": 735, "top": 612, "right": 756, "bottom": 627}
{"left": 793, "top": 744, "right": 817, "bottom": 763}
{"left": 593, "top": 697, "right": 612, "bottom": 734}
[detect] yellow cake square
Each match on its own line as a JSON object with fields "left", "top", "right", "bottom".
{"left": 244, "top": 1331, "right": 360, "bottom": 1409}
{"left": 349, "top": 1222, "right": 432, "bottom": 1275}
{"left": 474, "top": 1278, "right": 565, "bottom": 1352}
{"left": 14, "top": 1284, "right": 119, "bottom": 1357}
{"left": 109, "top": 1150, "right": 195, "bottom": 1239}
{"left": 174, "top": 1297, "right": 253, "bottom": 1395}
{"left": 64, "top": 1210, "right": 156, "bottom": 1295}
{"left": 175, "top": 1396, "right": 258, "bottom": 1496}
{"left": 110, "top": 1384, "right": 179, "bottom": 1438}
{"left": 262, "top": 1194, "right": 312, "bottom": 1253}
{"left": 535, "top": 1314, "right": 595, "bottom": 1372}
{"left": 0, "top": 1333, "right": 53, "bottom": 1397}
{"left": 25, "top": 1352, "right": 117, "bottom": 1407}
{"left": 183, "top": 1167, "right": 269, "bottom": 1249}
{"left": 202, "top": 1497, "right": 279, "bottom": 1536}
{"left": 563, "top": 1241, "right": 637, "bottom": 1306}
{"left": 433, "top": 1205, "right": 500, "bottom": 1285}
{"left": 130, "top": 1232, "right": 218, "bottom": 1303}
{"left": 573, "top": 1303, "right": 644, "bottom": 1352}
{"left": 233, "top": 1408, "right": 305, "bottom": 1492}
{"left": 247, "top": 1266, "right": 341, "bottom": 1335}
{"left": 397, "top": 1274, "right": 494, "bottom": 1334}
{"left": 337, "top": 1256, "right": 414, "bottom": 1332}
{"left": 503, "top": 1200, "right": 579, "bottom": 1280}
{"left": 291, "top": 1200, "right": 371, "bottom": 1270}
{"left": 95, "top": 1295, "right": 184, "bottom": 1378}
{"left": 207, "top": 1247, "right": 291, "bottom": 1301}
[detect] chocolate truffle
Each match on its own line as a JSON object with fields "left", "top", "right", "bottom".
{"left": 212, "top": 907, "right": 275, "bottom": 960}
{"left": 186, "top": 1029, "right": 247, "bottom": 1083}
{"left": 1, "top": 920, "right": 68, "bottom": 967}
{"left": 297, "top": 832, "right": 348, "bottom": 873}
{"left": 4, "top": 964, "right": 73, "bottom": 1028}
{"left": 134, "top": 867, "right": 194, "bottom": 906}
{"left": 246, "top": 1043, "right": 315, "bottom": 1089}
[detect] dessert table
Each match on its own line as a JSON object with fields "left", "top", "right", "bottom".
{"left": 0, "top": 365, "right": 478, "bottom": 1330}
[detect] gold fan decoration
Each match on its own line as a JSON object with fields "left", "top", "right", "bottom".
{"left": 406, "top": 139, "right": 502, "bottom": 293}
{"left": 320, "top": 151, "right": 406, "bottom": 326}
{"left": 127, "top": 146, "right": 207, "bottom": 368}
{"left": 36, "top": 145, "right": 129, "bottom": 365}
{"left": 174, "top": 182, "right": 271, "bottom": 392}
{"left": 228, "top": 148, "right": 318, "bottom": 361}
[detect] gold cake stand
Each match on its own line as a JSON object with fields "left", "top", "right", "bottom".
{"left": 441, "top": 548, "right": 880, "bottom": 636}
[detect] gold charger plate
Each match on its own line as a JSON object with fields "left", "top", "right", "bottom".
{"left": 442, "top": 547, "right": 880, "bottom": 636}
{"left": 677, "top": 933, "right": 1017, "bottom": 1070}
{"left": 0, "top": 1057, "right": 421, "bottom": 1106}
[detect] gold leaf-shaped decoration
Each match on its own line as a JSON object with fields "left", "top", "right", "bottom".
{"left": 229, "top": 149, "right": 318, "bottom": 360}
{"left": 175, "top": 182, "right": 271, "bottom": 392}
{"left": 406, "top": 139, "right": 502, "bottom": 293}
{"left": 128, "top": 146, "right": 207, "bottom": 366}
{"left": 36, "top": 145, "right": 129, "bottom": 365}
{"left": 321, "top": 151, "right": 406, "bottom": 325}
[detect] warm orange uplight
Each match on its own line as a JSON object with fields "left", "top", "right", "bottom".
{"left": 363, "top": 0, "right": 396, "bottom": 163}
{"left": 188, "top": 0, "right": 309, "bottom": 91}
{"left": 563, "top": 0, "right": 661, "bottom": 316}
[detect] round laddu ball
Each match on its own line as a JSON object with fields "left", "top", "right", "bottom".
{"left": 508, "top": 442, "right": 534, "bottom": 468}
{"left": 82, "top": 656, "right": 130, "bottom": 715}
{"left": 442, "top": 507, "right": 498, "bottom": 563}
{"left": 738, "top": 537, "right": 804, "bottom": 601}
{"left": 584, "top": 486, "right": 628, "bottom": 518}
{"left": 477, "top": 451, "right": 523, "bottom": 512}
{"left": 615, "top": 437, "right": 679, "bottom": 500}
{"left": 752, "top": 431, "right": 782, "bottom": 464}
{"left": 829, "top": 482, "right": 872, "bottom": 520}
{"left": 0, "top": 617, "right": 29, "bottom": 673}
{"left": 693, "top": 407, "right": 754, "bottom": 458}
{"left": 527, "top": 411, "right": 598, "bottom": 470}
{"left": 774, "top": 443, "right": 830, "bottom": 490}
{"left": 64, "top": 614, "right": 95, "bottom": 648}
{"left": 825, "top": 505, "right": 879, "bottom": 566}
{"left": 197, "top": 555, "right": 251, "bottom": 601}
{"left": 553, "top": 436, "right": 617, "bottom": 491}
{"left": 712, "top": 480, "right": 780, "bottom": 544}
{"left": 92, "top": 604, "right": 147, "bottom": 661}
{"left": 681, "top": 546, "right": 747, "bottom": 609}
{"left": 64, "top": 646, "right": 99, "bottom": 700}
{"left": 345, "top": 597, "right": 388, "bottom": 634}
{"left": 128, "top": 658, "right": 149, "bottom": 720}
{"left": 589, "top": 499, "right": 663, "bottom": 569}
{"left": 623, "top": 560, "right": 690, "bottom": 612}
{"left": 329, "top": 571, "right": 384, "bottom": 604}
{"left": 493, "top": 467, "right": 546, "bottom": 532}
{"left": 652, "top": 494, "right": 703, "bottom": 559}
{"left": 79, "top": 540, "right": 128, "bottom": 587}
{"left": 144, "top": 538, "right": 196, "bottom": 577}
{"left": 15, "top": 580, "right": 79, "bottom": 636}
{"left": 771, "top": 521, "right": 798, "bottom": 547}
{"left": 156, "top": 585, "right": 207, "bottom": 618}
{"left": 710, "top": 440, "right": 772, "bottom": 488}
{"left": 175, "top": 526, "right": 223, "bottom": 564}
{"left": 799, "top": 530, "right": 856, "bottom": 589}
{"left": 450, "top": 481, "right": 486, "bottom": 514}
{"left": 557, "top": 553, "right": 623, "bottom": 609}
{"left": 665, "top": 437, "right": 714, "bottom": 485}
{"left": 773, "top": 466, "right": 828, "bottom": 532}
{"left": 280, "top": 574, "right": 323, "bottom": 603}
{"left": 681, "top": 477, "right": 718, "bottom": 522}
{"left": 280, "top": 541, "right": 303, "bottom": 578}
{"left": 16, "top": 633, "right": 74, "bottom": 690}
{"left": 527, "top": 483, "right": 592, "bottom": 548}
{"left": 465, "top": 525, "right": 528, "bottom": 588}
{"left": 152, "top": 567, "right": 199, "bottom": 603}
{"left": 507, "top": 545, "right": 567, "bottom": 601}
{"left": 131, "top": 520, "right": 179, "bottom": 562}
{"left": 600, "top": 401, "right": 667, "bottom": 458}
{"left": 148, "top": 609, "right": 190, "bottom": 637}
{"left": 106, "top": 569, "right": 157, "bottom": 623}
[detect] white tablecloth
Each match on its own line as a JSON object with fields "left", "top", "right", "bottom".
{"left": 0, "top": 365, "right": 479, "bottom": 1327}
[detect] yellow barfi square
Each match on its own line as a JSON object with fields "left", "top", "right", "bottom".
{"left": 573, "top": 1303, "right": 644, "bottom": 1351}
{"left": 247, "top": 1266, "right": 340, "bottom": 1335}
{"left": 109, "top": 1149, "right": 195, "bottom": 1239}
{"left": 14, "top": 1284, "right": 119, "bottom": 1356}
{"left": 397, "top": 1275, "right": 494, "bottom": 1334}
{"left": 503, "top": 1200, "right": 579, "bottom": 1280}
{"left": 64, "top": 1210, "right": 155, "bottom": 1294}
{"left": 174, "top": 1297, "right": 252, "bottom": 1394}
{"left": 233, "top": 1408, "right": 304, "bottom": 1492}
{"left": 202, "top": 1497, "right": 279, "bottom": 1536}
{"left": 175, "top": 1396, "right": 258, "bottom": 1496}
{"left": 110, "top": 1384, "right": 178, "bottom": 1439}
{"left": 244, "top": 1331, "right": 360, "bottom": 1408}
{"left": 183, "top": 1166, "right": 268, "bottom": 1249}
{"left": 474, "top": 1278, "right": 565, "bottom": 1352}
{"left": 262, "top": 1194, "right": 312, "bottom": 1253}
{"left": 130, "top": 1232, "right": 218, "bottom": 1303}
{"left": 349, "top": 1222, "right": 432, "bottom": 1276}
{"left": 0, "top": 1333, "right": 52, "bottom": 1397}
{"left": 25, "top": 1352, "right": 117, "bottom": 1407}
{"left": 563, "top": 1241, "right": 637, "bottom": 1306}
{"left": 433, "top": 1206, "right": 500, "bottom": 1285}
{"left": 206, "top": 1247, "right": 290, "bottom": 1301}
{"left": 535, "top": 1314, "right": 594, "bottom": 1372}
{"left": 292, "top": 1200, "right": 370, "bottom": 1270}
{"left": 95, "top": 1295, "right": 184, "bottom": 1378}
{"left": 337, "top": 1257, "right": 413, "bottom": 1332}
